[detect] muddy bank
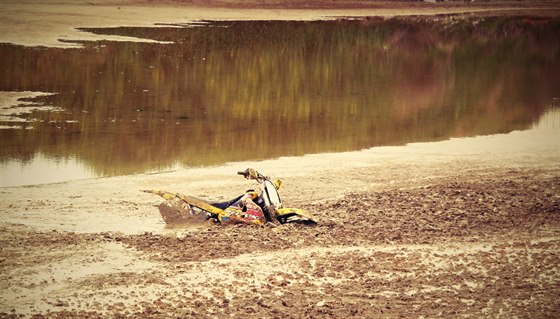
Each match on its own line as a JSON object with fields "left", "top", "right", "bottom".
{"left": 1, "top": 167, "right": 559, "bottom": 318}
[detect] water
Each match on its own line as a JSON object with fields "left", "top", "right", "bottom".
{"left": 0, "top": 16, "right": 559, "bottom": 187}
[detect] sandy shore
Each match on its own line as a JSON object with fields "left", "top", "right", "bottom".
{"left": 1, "top": 1, "right": 559, "bottom": 318}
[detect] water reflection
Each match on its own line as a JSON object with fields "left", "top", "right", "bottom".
{"left": 0, "top": 16, "right": 558, "bottom": 185}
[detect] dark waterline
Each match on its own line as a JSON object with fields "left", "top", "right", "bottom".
{"left": 0, "top": 16, "right": 559, "bottom": 186}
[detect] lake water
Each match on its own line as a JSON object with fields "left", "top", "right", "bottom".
{"left": 0, "top": 15, "right": 559, "bottom": 187}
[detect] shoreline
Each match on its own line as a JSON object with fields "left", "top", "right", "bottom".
{"left": 1, "top": 108, "right": 558, "bottom": 233}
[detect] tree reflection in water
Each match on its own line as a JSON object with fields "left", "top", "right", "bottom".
{"left": 0, "top": 15, "right": 558, "bottom": 180}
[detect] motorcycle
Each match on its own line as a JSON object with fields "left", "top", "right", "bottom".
{"left": 143, "top": 168, "right": 316, "bottom": 225}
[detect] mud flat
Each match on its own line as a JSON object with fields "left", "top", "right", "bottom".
{"left": 1, "top": 1, "right": 560, "bottom": 318}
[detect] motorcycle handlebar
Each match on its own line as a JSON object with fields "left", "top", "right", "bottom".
{"left": 237, "top": 168, "right": 265, "bottom": 181}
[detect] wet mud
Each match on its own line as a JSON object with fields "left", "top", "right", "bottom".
{"left": 1, "top": 168, "right": 558, "bottom": 318}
